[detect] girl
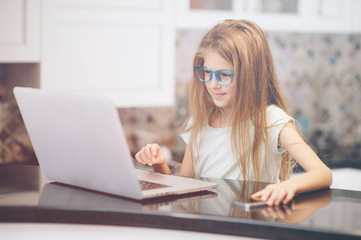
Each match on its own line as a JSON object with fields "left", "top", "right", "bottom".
{"left": 135, "top": 19, "right": 332, "bottom": 206}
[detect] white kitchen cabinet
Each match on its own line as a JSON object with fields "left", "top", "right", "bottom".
{"left": 176, "top": 0, "right": 360, "bottom": 33}
{"left": 0, "top": 0, "right": 40, "bottom": 62}
{"left": 41, "top": 0, "right": 176, "bottom": 107}
{"left": 351, "top": 0, "right": 361, "bottom": 32}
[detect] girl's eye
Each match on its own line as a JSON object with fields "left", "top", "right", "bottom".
{"left": 204, "top": 70, "right": 211, "bottom": 77}
{"left": 220, "top": 72, "right": 231, "bottom": 78}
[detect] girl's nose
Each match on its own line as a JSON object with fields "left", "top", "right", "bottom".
{"left": 209, "top": 74, "right": 221, "bottom": 88}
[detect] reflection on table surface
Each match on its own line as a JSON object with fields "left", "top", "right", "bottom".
{"left": 38, "top": 177, "right": 331, "bottom": 224}
{"left": 1, "top": 165, "right": 361, "bottom": 237}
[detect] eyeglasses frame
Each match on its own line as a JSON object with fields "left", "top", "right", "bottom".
{"left": 195, "top": 65, "right": 235, "bottom": 86}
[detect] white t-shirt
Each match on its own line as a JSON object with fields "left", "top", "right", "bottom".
{"left": 181, "top": 105, "right": 294, "bottom": 183}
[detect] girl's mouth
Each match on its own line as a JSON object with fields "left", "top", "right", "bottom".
{"left": 213, "top": 93, "right": 225, "bottom": 100}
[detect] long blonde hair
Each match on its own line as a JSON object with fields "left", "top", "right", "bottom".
{"left": 182, "top": 19, "right": 291, "bottom": 182}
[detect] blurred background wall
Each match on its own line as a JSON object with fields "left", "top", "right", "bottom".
{"left": 1, "top": 0, "right": 361, "bottom": 169}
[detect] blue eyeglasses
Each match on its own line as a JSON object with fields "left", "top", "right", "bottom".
{"left": 195, "top": 66, "right": 235, "bottom": 86}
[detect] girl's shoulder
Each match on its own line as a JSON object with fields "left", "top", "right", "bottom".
{"left": 266, "top": 105, "right": 295, "bottom": 154}
{"left": 266, "top": 104, "right": 286, "bottom": 113}
{"left": 266, "top": 104, "right": 294, "bottom": 126}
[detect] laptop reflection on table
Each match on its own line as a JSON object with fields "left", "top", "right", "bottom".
{"left": 38, "top": 182, "right": 218, "bottom": 211}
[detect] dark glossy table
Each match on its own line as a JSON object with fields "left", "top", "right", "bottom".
{"left": 1, "top": 165, "right": 361, "bottom": 240}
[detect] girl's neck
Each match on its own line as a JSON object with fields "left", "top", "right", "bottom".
{"left": 213, "top": 108, "right": 231, "bottom": 128}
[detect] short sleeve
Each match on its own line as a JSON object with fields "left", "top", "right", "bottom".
{"left": 180, "top": 131, "right": 191, "bottom": 145}
{"left": 180, "top": 117, "right": 194, "bottom": 145}
{"left": 267, "top": 105, "right": 294, "bottom": 154}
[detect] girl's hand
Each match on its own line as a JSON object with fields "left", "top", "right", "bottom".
{"left": 135, "top": 143, "right": 166, "bottom": 166}
{"left": 251, "top": 181, "right": 296, "bottom": 206}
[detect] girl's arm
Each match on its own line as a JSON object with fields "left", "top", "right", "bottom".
{"left": 252, "top": 122, "right": 332, "bottom": 206}
{"left": 179, "top": 144, "right": 194, "bottom": 177}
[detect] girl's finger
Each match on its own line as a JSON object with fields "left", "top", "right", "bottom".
{"left": 267, "top": 188, "right": 281, "bottom": 206}
{"left": 144, "top": 146, "right": 153, "bottom": 159}
{"left": 150, "top": 145, "right": 159, "bottom": 163}
{"left": 135, "top": 152, "right": 142, "bottom": 164}
{"left": 150, "top": 144, "right": 159, "bottom": 156}
{"left": 251, "top": 191, "right": 262, "bottom": 199}
{"left": 261, "top": 187, "right": 274, "bottom": 202}
{"left": 283, "top": 191, "right": 295, "bottom": 204}
{"left": 139, "top": 150, "right": 152, "bottom": 166}
{"left": 274, "top": 189, "right": 287, "bottom": 206}
{"left": 135, "top": 149, "right": 146, "bottom": 164}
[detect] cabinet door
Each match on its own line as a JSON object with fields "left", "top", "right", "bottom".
{"left": 176, "top": 0, "right": 356, "bottom": 33}
{"left": 351, "top": 0, "right": 361, "bottom": 32}
{"left": 0, "top": 0, "right": 40, "bottom": 62}
{"left": 41, "top": 0, "right": 175, "bottom": 107}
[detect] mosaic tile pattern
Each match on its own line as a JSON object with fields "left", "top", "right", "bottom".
{"left": 1, "top": 31, "right": 360, "bottom": 167}
{"left": 117, "top": 106, "right": 177, "bottom": 157}
{"left": 268, "top": 33, "right": 361, "bottom": 140}
{"left": 0, "top": 67, "right": 37, "bottom": 164}
{"left": 267, "top": 33, "right": 361, "bottom": 165}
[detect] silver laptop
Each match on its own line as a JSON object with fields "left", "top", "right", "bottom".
{"left": 13, "top": 87, "right": 217, "bottom": 200}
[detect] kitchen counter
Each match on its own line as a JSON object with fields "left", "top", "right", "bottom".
{"left": 1, "top": 165, "right": 361, "bottom": 240}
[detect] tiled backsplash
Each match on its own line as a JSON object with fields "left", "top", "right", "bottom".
{"left": 0, "top": 65, "right": 37, "bottom": 164}
{"left": 267, "top": 32, "right": 361, "bottom": 167}
{"left": 1, "top": 31, "right": 361, "bottom": 167}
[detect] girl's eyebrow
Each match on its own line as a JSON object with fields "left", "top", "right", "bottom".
{"left": 203, "top": 65, "right": 233, "bottom": 71}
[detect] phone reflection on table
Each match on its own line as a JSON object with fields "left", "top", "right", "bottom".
{"left": 179, "top": 178, "right": 332, "bottom": 223}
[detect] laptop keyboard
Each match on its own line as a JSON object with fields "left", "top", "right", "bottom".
{"left": 139, "top": 180, "right": 170, "bottom": 191}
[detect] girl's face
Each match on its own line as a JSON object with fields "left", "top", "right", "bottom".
{"left": 203, "top": 51, "right": 237, "bottom": 112}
